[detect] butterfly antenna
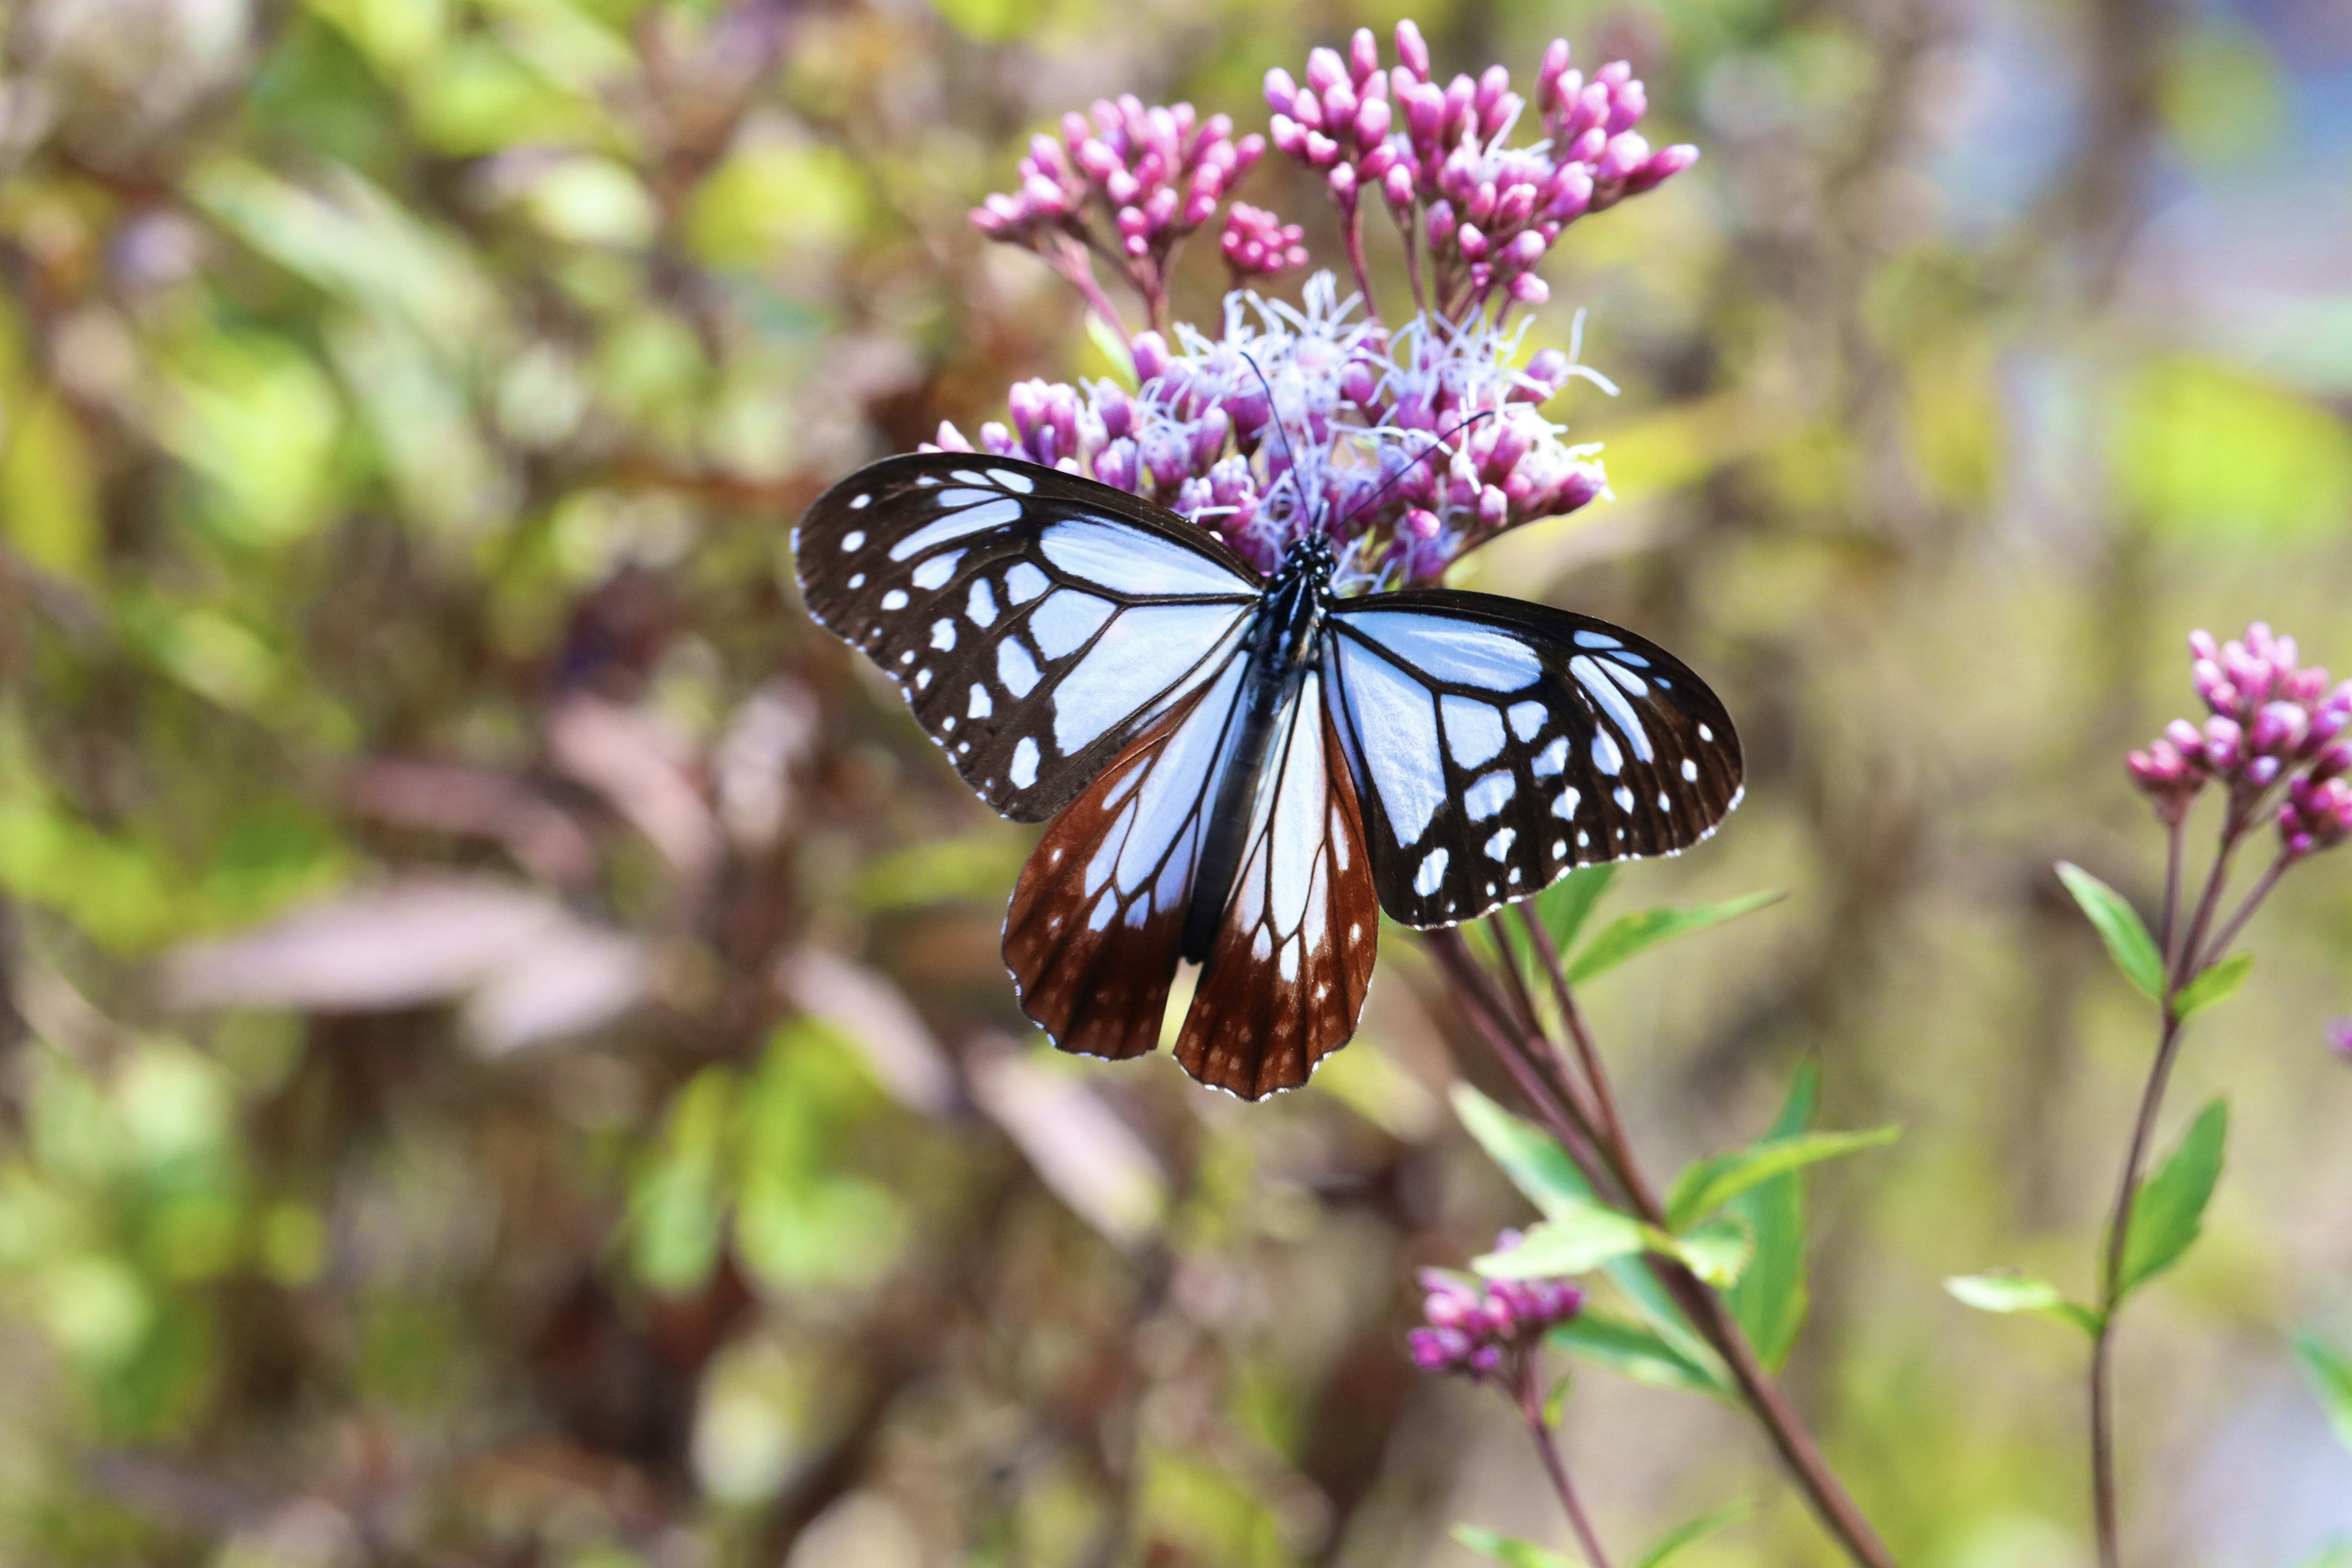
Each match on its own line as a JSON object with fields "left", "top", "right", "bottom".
{"left": 1238, "top": 350, "right": 1314, "bottom": 536}
{"left": 1329, "top": 406, "right": 1497, "bottom": 537}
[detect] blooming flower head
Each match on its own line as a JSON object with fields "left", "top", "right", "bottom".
{"left": 1408, "top": 1234, "right": 1583, "bottom": 1383}
{"left": 2128, "top": 622, "right": 2352, "bottom": 858}
{"left": 953, "top": 20, "right": 1682, "bottom": 589}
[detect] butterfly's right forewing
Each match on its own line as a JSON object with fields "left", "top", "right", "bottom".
{"left": 795, "top": 453, "right": 1262, "bottom": 823}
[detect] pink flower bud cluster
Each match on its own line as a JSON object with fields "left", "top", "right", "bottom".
{"left": 1406, "top": 1241, "right": 1583, "bottom": 1382}
{"left": 1219, "top": 202, "right": 1308, "bottom": 279}
{"left": 1264, "top": 23, "right": 1697, "bottom": 319}
{"left": 2128, "top": 622, "right": 2352, "bottom": 856}
{"left": 927, "top": 284, "right": 1610, "bottom": 587}
{"left": 971, "top": 95, "right": 1275, "bottom": 322}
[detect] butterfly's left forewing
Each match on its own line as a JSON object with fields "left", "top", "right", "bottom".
{"left": 795, "top": 454, "right": 1262, "bottom": 823}
{"left": 1324, "top": 592, "right": 1744, "bottom": 929}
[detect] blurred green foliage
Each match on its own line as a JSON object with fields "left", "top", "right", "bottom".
{"left": 1, "top": 0, "right": 2349, "bottom": 1563}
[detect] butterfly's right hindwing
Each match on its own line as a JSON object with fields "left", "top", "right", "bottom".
{"left": 795, "top": 453, "right": 1262, "bottom": 823}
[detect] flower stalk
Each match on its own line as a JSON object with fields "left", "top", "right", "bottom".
{"left": 2089, "top": 622, "right": 2352, "bottom": 1566}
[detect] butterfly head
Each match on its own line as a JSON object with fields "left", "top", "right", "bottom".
{"left": 1275, "top": 529, "right": 1336, "bottom": 590}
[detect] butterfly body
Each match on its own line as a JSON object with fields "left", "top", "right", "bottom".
{"left": 1182, "top": 532, "right": 1333, "bottom": 962}
{"left": 794, "top": 452, "right": 1743, "bottom": 1098}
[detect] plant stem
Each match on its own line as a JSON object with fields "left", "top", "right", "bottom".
{"left": 2157, "top": 813, "right": 2185, "bottom": 968}
{"left": 1341, "top": 202, "right": 1381, "bottom": 327}
{"left": 1424, "top": 929, "right": 1900, "bottom": 1568}
{"left": 1518, "top": 1363, "right": 1615, "bottom": 1568}
{"left": 2193, "top": 850, "right": 2288, "bottom": 974}
{"left": 2089, "top": 1001, "right": 2184, "bottom": 1568}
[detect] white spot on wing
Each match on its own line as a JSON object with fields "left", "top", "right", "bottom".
{"left": 1039, "top": 521, "right": 1256, "bottom": 597}
{"left": 1010, "top": 738, "right": 1040, "bottom": 789}
{"left": 1534, "top": 737, "right": 1568, "bottom": 777}
{"left": 910, "top": 551, "right": 961, "bottom": 591}
{"left": 1442, "top": 695, "right": 1507, "bottom": 769}
{"left": 930, "top": 620, "right": 956, "bottom": 650}
{"left": 968, "top": 685, "right": 992, "bottom": 719}
{"left": 990, "top": 467, "right": 1035, "bottom": 493}
{"left": 881, "top": 589, "right": 908, "bottom": 611}
{"left": 842, "top": 530, "right": 865, "bottom": 550}
{"left": 1572, "top": 655, "right": 1655, "bottom": 763}
{"left": 848, "top": 495, "right": 870, "bottom": 511}
{"left": 1029, "top": 590, "right": 1116, "bottom": 660}
{"left": 1613, "top": 785, "right": 1635, "bottom": 812}
{"left": 998, "top": 639, "right": 1041, "bottom": 697}
{"left": 1005, "top": 562, "right": 1049, "bottom": 604}
{"left": 1484, "top": 826, "right": 1515, "bottom": 861}
{"left": 1574, "top": 630, "right": 1621, "bottom": 649}
{"left": 1464, "top": 771, "right": 1515, "bottom": 821}
{"left": 1682, "top": 758, "right": 1699, "bottom": 782}
{"left": 967, "top": 578, "right": 998, "bottom": 628}
{"left": 1591, "top": 731, "right": 1623, "bottom": 775}
{"left": 1413, "top": 848, "right": 1450, "bottom": 896}
{"left": 1698, "top": 723, "right": 1714, "bottom": 742}
{"left": 1551, "top": 787, "right": 1581, "bottom": 819}
{"left": 1507, "top": 701, "right": 1547, "bottom": 742}
{"left": 1050, "top": 603, "right": 1246, "bottom": 756}
{"left": 888, "top": 497, "right": 1022, "bottom": 560}
{"left": 1340, "top": 611, "right": 1542, "bottom": 689}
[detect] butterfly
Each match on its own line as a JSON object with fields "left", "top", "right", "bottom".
{"left": 793, "top": 453, "right": 1743, "bottom": 1099}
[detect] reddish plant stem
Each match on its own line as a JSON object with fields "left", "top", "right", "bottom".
{"left": 2157, "top": 814, "right": 2186, "bottom": 970}
{"left": 2194, "top": 850, "right": 2288, "bottom": 976}
{"left": 1518, "top": 1360, "right": 1615, "bottom": 1568}
{"left": 1340, "top": 202, "right": 1381, "bottom": 326}
{"left": 1424, "top": 928, "right": 1899, "bottom": 1568}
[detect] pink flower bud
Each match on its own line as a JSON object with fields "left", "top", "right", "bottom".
{"left": 1305, "top": 131, "right": 1340, "bottom": 168}
{"left": 2188, "top": 629, "right": 2219, "bottom": 662}
{"left": 1324, "top": 81, "right": 1359, "bottom": 132}
{"left": 1424, "top": 199, "right": 1456, "bottom": 247}
{"left": 1505, "top": 228, "right": 1548, "bottom": 270}
{"left": 1607, "top": 77, "right": 1648, "bottom": 134}
{"left": 1395, "top": 19, "right": 1430, "bottom": 81}
{"left": 1405, "top": 82, "right": 1446, "bottom": 143}
{"left": 1307, "top": 46, "right": 1349, "bottom": 97}
{"left": 1292, "top": 87, "right": 1325, "bottom": 130}
{"left": 1626, "top": 143, "right": 1700, "bottom": 194}
{"left": 1130, "top": 331, "right": 1169, "bottom": 383}
{"left": 1538, "top": 39, "right": 1572, "bottom": 111}
{"left": 1357, "top": 96, "right": 1392, "bottom": 144}
{"left": 1270, "top": 114, "right": 1306, "bottom": 156}
{"left": 930, "top": 420, "right": 973, "bottom": 452}
{"left": 1350, "top": 26, "right": 1381, "bottom": 85}
{"left": 1383, "top": 163, "right": 1417, "bottom": 206}
{"left": 1597, "top": 130, "right": 1651, "bottom": 182}
{"left": 1455, "top": 222, "right": 1488, "bottom": 260}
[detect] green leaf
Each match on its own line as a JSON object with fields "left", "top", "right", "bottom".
{"left": 1944, "top": 1272, "right": 2103, "bottom": 1336}
{"left": 1662, "top": 1125, "right": 1901, "bottom": 1232}
{"left": 1477, "top": 1199, "right": 1653, "bottom": 1278}
{"left": 1631, "top": 1501, "right": 1752, "bottom": 1568}
{"left": 2174, "top": 952, "right": 2254, "bottom": 1019}
{"left": 1547, "top": 1313, "right": 1730, "bottom": 1398}
{"left": 2119, "top": 1098, "right": 2228, "bottom": 1297}
{"left": 2054, "top": 861, "right": 2165, "bottom": 1000}
{"left": 1451, "top": 1084, "right": 1593, "bottom": 1221}
{"left": 2291, "top": 1542, "right": 2352, "bottom": 1568}
{"left": 1452, "top": 1526, "right": 1581, "bottom": 1568}
{"left": 1082, "top": 311, "right": 1138, "bottom": 390}
{"left": 1450, "top": 1084, "right": 1726, "bottom": 1392}
{"left": 2293, "top": 1332, "right": 2352, "bottom": 1455}
{"left": 1727, "top": 1063, "right": 1819, "bottom": 1371}
{"left": 1536, "top": 864, "right": 1615, "bottom": 954}
{"left": 1667, "top": 1216, "right": 1754, "bottom": 1289}
{"left": 1565, "top": 890, "right": 1784, "bottom": 985}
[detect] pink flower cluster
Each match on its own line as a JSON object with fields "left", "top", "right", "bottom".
{"left": 1219, "top": 202, "right": 1308, "bottom": 279}
{"left": 2129, "top": 622, "right": 2352, "bottom": 858}
{"left": 1408, "top": 1242, "right": 1583, "bottom": 1382}
{"left": 1264, "top": 23, "right": 1696, "bottom": 319}
{"left": 970, "top": 96, "right": 1270, "bottom": 325}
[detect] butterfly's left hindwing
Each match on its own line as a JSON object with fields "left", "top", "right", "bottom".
{"left": 1324, "top": 592, "right": 1743, "bottom": 929}
{"left": 795, "top": 454, "right": 1262, "bottom": 823}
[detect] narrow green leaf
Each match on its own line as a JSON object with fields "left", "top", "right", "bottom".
{"left": 1727, "top": 1062, "right": 1819, "bottom": 1371}
{"left": 1542, "top": 1373, "right": 1573, "bottom": 1430}
{"left": 1452, "top": 1526, "right": 1581, "bottom": 1568}
{"left": 2054, "top": 861, "right": 2165, "bottom": 1000}
{"left": 1451, "top": 1084, "right": 1593, "bottom": 1221}
{"left": 2174, "top": 952, "right": 2255, "bottom": 1019}
{"left": 1945, "top": 1272, "right": 2103, "bottom": 1336}
{"left": 2293, "top": 1332, "right": 2352, "bottom": 1454}
{"left": 1667, "top": 1215, "right": 1754, "bottom": 1289}
{"left": 1631, "top": 1501, "right": 1752, "bottom": 1568}
{"left": 1663, "top": 1125, "right": 1901, "bottom": 1232}
{"left": 1536, "top": 864, "right": 1615, "bottom": 955}
{"left": 1476, "top": 1199, "right": 1653, "bottom": 1278}
{"left": 1450, "top": 1084, "right": 1725, "bottom": 1390}
{"left": 1547, "top": 1312, "right": 1731, "bottom": 1398}
{"left": 1565, "top": 889, "right": 1784, "bottom": 985}
{"left": 1083, "top": 312, "right": 1138, "bottom": 388}
{"left": 2119, "top": 1098, "right": 2228, "bottom": 1297}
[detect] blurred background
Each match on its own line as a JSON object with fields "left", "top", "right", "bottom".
{"left": 2, "top": 0, "right": 2351, "bottom": 1564}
